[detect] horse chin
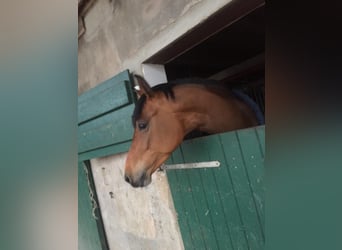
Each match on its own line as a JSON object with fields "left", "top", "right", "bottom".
{"left": 143, "top": 175, "right": 152, "bottom": 187}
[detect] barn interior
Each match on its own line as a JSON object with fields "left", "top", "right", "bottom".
{"left": 147, "top": 5, "right": 265, "bottom": 115}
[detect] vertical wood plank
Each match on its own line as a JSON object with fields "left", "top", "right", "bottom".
{"left": 206, "top": 135, "right": 249, "bottom": 250}
{"left": 78, "top": 162, "right": 103, "bottom": 250}
{"left": 169, "top": 147, "right": 199, "bottom": 250}
{"left": 220, "top": 131, "right": 264, "bottom": 250}
{"left": 199, "top": 135, "right": 235, "bottom": 250}
{"left": 237, "top": 128, "right": 265, "bottom": 236}
{"left": 181, "top": 139, "right": 219, "bottom": 250}
{"left": 255, "top": 125, "right": 265, "bottom": 157}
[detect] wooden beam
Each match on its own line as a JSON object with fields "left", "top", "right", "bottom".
{"left": 144, "top": 0, "right": 265, "bottom": 64}
{"left": 209, "top": 53, "right": 264, "bottom": 82}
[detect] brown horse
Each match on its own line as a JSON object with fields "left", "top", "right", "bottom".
{"left": 124, "top": 75, "right": 261, "bottom": 187}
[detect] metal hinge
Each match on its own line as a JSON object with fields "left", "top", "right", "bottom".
{"left": 160, "top": 161, "right": 220, "bottom": 170}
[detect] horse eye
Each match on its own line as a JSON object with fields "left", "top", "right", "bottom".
{"left": 137, "top": 121, "right": 148, "bottom": 130}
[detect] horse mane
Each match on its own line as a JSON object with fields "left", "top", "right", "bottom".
{"left": 150, "top": 83, "right": 176, "bottom": 100}
{"left": 132, "top": 78, "right": 228, "bottom": 127}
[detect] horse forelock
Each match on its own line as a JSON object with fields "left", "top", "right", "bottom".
{"left": 132, "top": 84, "right": 176, "bottom": 127}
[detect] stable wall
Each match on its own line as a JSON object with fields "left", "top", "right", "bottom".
{"left": 78, "top": 0, "right": 233, "bottom": 94}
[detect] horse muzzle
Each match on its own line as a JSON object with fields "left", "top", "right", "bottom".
{"left": 124, "top": 171, "right": 151, "bottom": 188}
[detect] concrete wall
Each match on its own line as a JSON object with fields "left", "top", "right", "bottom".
{"left": 78, "top": 0, "right": 232, "bottom": 94}
{"left": 78, "top": 0, "right": 232, "bottom": 249}
{"left": 91, "top": 154, "right": 183, "bottom": 250}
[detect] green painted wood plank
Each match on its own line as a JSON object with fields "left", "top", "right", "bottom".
{"left": 189, "top": 135, "right": 233, "bottom": 250}
{"left": 220, "top": 131, "right": 264, "bottom": 250}
{"left": 173, "top": 157, "right": 197, "bottom": 250}
{"left": 78, "top": 70, "right": 133, "bottom": 124}
{"left": 205, "top": 135, "right": 249, "bottom": 250}
{"left": 78, "top": 104, "right": 134, "bottom": 153}
{"left": 167, "top": 148, "right": 197, "bottom": 250}
{"left": 168, "top": 147, "right": 204, "bottom": 250}
{"left": 78, "top": 162, "right": 102, "bottom": 250}
{"left": 78, "top": 80, "right": 131, "bottom": 124}
{"left": 255, "top": 125, "right": 265, "bottom": 157}
{"left": 181, "top": 139, "right": 219, "bottom": 250}
{"left": 78, "top": 141, "right": 131, "bottom": 162}
{"left": 237, "top": 128, "right": 265, "bottom": 238}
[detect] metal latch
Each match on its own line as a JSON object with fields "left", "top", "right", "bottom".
{"left": 160, "top": 161, "right": 220, "bottom": 170}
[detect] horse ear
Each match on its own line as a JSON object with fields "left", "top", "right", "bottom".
{"left": 134, "top": 74, "right": 154, "bottom": 98}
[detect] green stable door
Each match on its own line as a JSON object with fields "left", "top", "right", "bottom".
{"left": 166, "top": 126, "right": 265, "bottom": 250}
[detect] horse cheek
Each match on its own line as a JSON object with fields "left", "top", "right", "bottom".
{"left": 156, "top": 120, "right": 182, "bottom": 152}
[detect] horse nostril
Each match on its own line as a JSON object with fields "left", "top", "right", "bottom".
{"left": 124, "top": 175, "right": 130, "bottom": 183}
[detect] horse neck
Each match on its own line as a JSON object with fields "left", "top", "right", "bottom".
{"left": 172, "top": 84, "right": 257, "bottom": 134}
{"left": 172, "top": 85, "right": 228, "bottom": 134}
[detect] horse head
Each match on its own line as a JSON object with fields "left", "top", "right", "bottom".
{"left": 124, "top": 76, "right": 184, "bottom": 187}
